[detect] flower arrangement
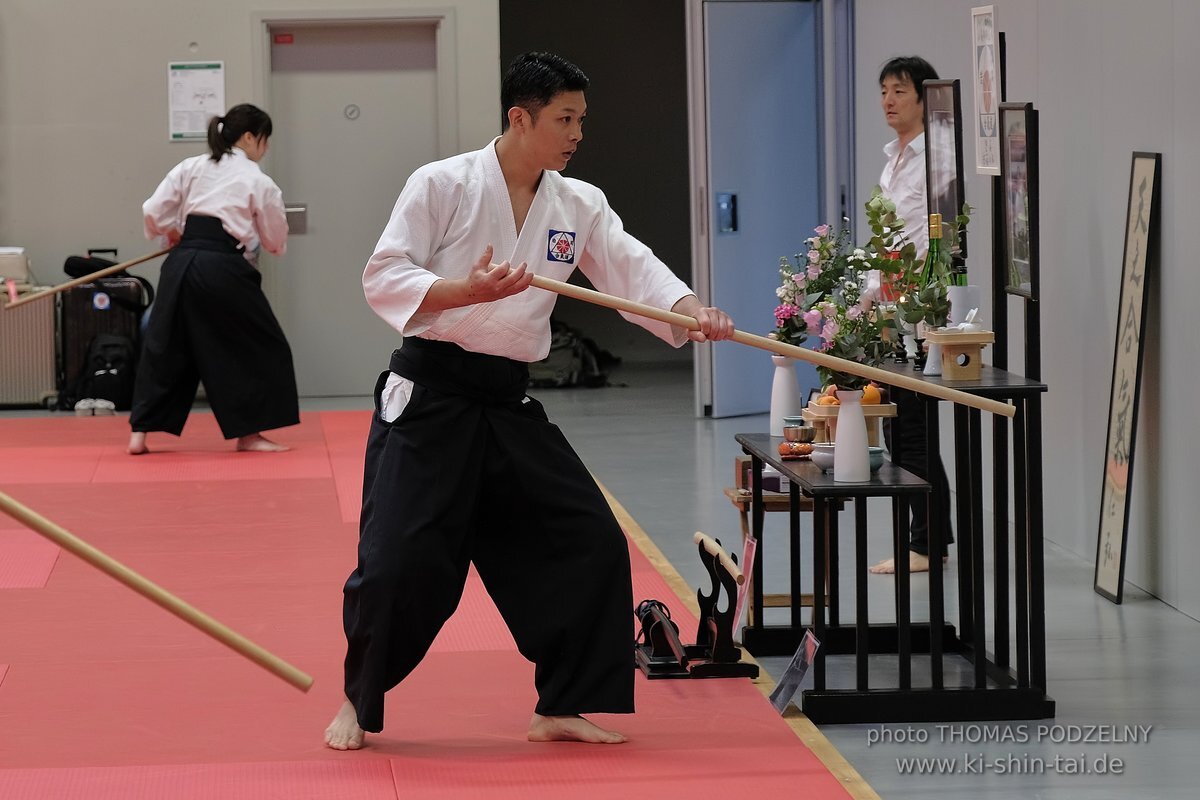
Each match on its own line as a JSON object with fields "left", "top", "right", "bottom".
{"left": 770, "top": 221, "right": 895, "bottom": 391}
{"left": 770, "top": 188, "right": 972, "bottom": 390}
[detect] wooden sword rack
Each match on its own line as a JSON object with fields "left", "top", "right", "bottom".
{"left": 634, "top": 532, "right": 758, "bottom": 680}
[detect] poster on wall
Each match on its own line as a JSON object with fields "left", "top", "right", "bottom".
{"left": 168, "top": 61, "right": 225, "bottom": 141}
{"left": 971, "top": 6, "right": 1000, "bottom": 175}
{"left": 1094, "top": 152, "right": 1161, "bottom": 604}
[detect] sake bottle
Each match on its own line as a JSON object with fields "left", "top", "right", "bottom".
{"left": 921, "top": 213, "right": 946, "bottom": 376}
{"left": 922, "top": 213, "right": 944, "bottom": 289}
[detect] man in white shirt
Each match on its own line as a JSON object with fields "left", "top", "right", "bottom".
{"left": 325, "top": 51, "right": 733, "bottom": 750}
{"left": 869, "top": 56, "right": 954, "bottom": 576}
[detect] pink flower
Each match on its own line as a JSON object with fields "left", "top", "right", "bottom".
{"left": 806, "top": 263, "right": 821, "bottom": 280}
{"left": 791, "top": 273, "right": 807, "bottom": 287}
{"left": 803, "top": 309, "right": 823, "bottom": 332}
{"left": 814, "top": 224, "right": 831, "bottom": 236}
{"left": 847, "top": 305, "right": 863, "bottom": 321}
{"left": 773, "top": 303, "right": 799, "bottom": 325}
{"left": 807, "top": 249, "right": 821, "bottom": 263}
{"left": 820, "top": 319, "right": 840, "bottom": 343}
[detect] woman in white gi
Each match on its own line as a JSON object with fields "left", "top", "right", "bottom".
{"left": 128, "top": 104, "right": 299, "bottom": 455}
{"left": 325, "top": 52, "right": 734, "bottom": 750}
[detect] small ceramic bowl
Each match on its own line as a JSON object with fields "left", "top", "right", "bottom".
{"left": 783, "top": 424, "right": 816, "bottom": 443}
{"left": 810, "top": 443, "right": 836, "bottom": 472}
{"left": 868, "top": 445, "right": 885, "bottom": 473}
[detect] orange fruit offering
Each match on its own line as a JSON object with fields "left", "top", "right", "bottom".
{"left": 816, "top": 395, "right": 840, "bottom": 406}
{"left": 861, "top": 384, "right": 882, "bottom": 404}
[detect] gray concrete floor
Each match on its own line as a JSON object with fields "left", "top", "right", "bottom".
{"left": 534, "top": 361, "right": 1197, "bottom": 800}
{"left": 6, "top": 360, "right": 1195, "bottom": 798}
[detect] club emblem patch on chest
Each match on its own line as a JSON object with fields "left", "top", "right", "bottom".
{"left": 547, "top": 230, "right": 576, "bottom": 264}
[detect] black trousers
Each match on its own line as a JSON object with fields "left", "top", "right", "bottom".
{"left": 341, "top": 338, "right": 635, "bottom": 733}
{"left": 130, "top": 215, "right": 299, "bottom": 439}
{"left": 883, "top": 387, "right": 953, "bottom": 556}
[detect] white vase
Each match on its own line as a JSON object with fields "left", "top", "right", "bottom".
{"left": 769, "top": 355, "right": 803, "bottom": 437}
{"left": 924, "top": 342, "right": 943, "bottom": 376}
{"left": 833, "top": 389, "right": 870, "bottom": 482}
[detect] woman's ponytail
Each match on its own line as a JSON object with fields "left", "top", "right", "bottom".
{"left": 206, "top": 105, "right": 273, "bottom": 162}
{"left": 206, "top": 115, "right": 231, "bottom": 161}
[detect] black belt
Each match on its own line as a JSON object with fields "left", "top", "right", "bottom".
{"left": 389, "top": 338, "right": 529, "bottom": 405}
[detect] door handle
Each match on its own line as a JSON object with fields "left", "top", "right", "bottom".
{"left": 285, "top": 203, "right": 308, "bottom": 235}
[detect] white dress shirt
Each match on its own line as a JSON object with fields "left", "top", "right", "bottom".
{"left": 363, "top": 138, "right": 694, "bottom": 363}
{"left": 879, "top": 132, "right": 928, "bottom": 257}
{"left": 143, "top": 147, "right": 288, "bottom": 261}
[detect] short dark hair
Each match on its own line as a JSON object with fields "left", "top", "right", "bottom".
{"left": 206, "top": 103, "right": 273, "bottom": 161}
{"left": 500, "top": 52, "right": 589, "bottom": 131}
{"left": 878, "top": 56, "right": 939, "bottom": 102}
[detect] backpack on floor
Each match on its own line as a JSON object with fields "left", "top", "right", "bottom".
{"left": 74, "top": 333, "right": 137, "bottom": 410}
{"left": 528, "top": 319, "right": 611, "bottom": 388}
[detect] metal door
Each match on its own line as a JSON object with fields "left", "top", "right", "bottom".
{"left": 698, "top": 1, "right": 822, "bottom": 416}
{"left": 264, "top": 21, "right": 441, "bottom": 396}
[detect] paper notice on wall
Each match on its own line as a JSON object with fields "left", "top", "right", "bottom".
{"left": 168, "top": 62, "right": 225, "bottom": 141}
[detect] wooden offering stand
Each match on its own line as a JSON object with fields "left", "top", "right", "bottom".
{"left": 923, "top": 329, "right": 996, "bottom": 381}
{"left": 802, "top": 400, "right": 897, "bottom": 447}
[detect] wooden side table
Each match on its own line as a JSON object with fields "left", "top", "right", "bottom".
{"left": 723, "top": 486, "right": 815, "bottom": 623}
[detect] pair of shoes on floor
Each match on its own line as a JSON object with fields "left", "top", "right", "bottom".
{"left": 74, "top": 398, "right": 116, "bottom": 416}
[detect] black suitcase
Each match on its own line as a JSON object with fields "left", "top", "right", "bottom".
{"left": 58, "top": 274, "right": 153, "bottom": 410}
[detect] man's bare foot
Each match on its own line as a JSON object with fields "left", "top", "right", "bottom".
{"left": 528, "top": 713, "right": 626, "bottom": 744}
{"left": 236, "top": 433, "right": 289, "bottom": 452}
{"left": 869, "top": 552, "right": 949, "bottom": 574}
{"left": 127, "top": 432, "right": 149, "bottom": 455}
{"left": 324, "top": 698, "right": 365, "bottom": 750}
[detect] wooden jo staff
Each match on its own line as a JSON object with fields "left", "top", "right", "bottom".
{"left": 0, "top": 490, "right": 314, "bottom": 692}
{"left": 694, "top": 531, "right": 745, "bottom": 585}
{"left": 528, "top": 274, "right": 1015, "bottom": 419}
{"left": 3, "top": 248, "right": 172, "bottom": 310}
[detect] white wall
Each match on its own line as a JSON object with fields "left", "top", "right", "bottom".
{"left": 0, "top": 0, "right": 500, "bottom": 288}
{"left": 855, "top": 0, "right": 1197, "bottom": 616}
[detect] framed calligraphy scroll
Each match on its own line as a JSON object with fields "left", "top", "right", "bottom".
{"left": 1094, "top": 152, "right": 1161, "bottom": 604}
{"left": 1000, "top": 102, "right": 1038, "bottom": 299}
{"left": 924, "top": 79, "right": 968, "bottom": 259}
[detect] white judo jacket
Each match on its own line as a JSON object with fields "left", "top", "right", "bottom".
{"left": 363, "top": 138, "right": 694, "bottom": 363}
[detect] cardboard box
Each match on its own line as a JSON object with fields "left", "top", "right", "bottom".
{"left": 735, "top": 456, "right": 789, "bottom": 492}
{"left": 0, "top": 251, "right": 31, "bottom": 281}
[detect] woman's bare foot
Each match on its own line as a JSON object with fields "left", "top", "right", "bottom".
{"left": 527, "top": 713, "right": 626, "bottom": 744}
{"left": 324, "top": 698, "right": 365, "bottom": 750}
{"left": 127, "top": 432, "right": 149, "bottom": 455}
{"left": 236, "top": 433, "right": 289, "bottom": 452}
{"left": 869, "top": 552, "right": 949, "bottom": 574}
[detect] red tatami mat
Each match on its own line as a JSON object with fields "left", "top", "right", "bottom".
{"left": 0, "top": 411, "right": 853, "bottom": 799}
{"left": 0, "top": 528, "right": 60, "bottom": 588}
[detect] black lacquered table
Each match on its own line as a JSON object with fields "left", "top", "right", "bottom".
{"left": 737, "top": 415, "right": 1055, "bottom": 722}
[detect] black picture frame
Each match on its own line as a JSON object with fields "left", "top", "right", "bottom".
{"left": 999, "top": 102, "right": 1038, "bottom": 300}
{"left": 923, "top": 79, "right": 967, "bottom": 259}
{"left": 1094, "top": 152, "right": 1161, "bottom": 604}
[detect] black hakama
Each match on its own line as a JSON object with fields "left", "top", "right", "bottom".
{"left": 342, "top": 337, "right": 635, "bottom": 733}
{"left": 129, "top": 215, "right": 299, "bottom": 439}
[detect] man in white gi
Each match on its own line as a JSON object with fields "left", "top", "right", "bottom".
{"left": 869, "top": 55, "right": 954, "bottom": 575}
{"left": 325, "top": 51, "right": 734, "bottom": 750}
